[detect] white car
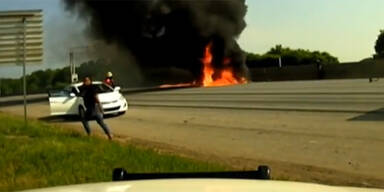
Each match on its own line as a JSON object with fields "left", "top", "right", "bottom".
{"left": 48, "top": 81, "right": 128, "bottom": 117}
{"left": 20, "top": 179, "right": 384, "bottom": 192}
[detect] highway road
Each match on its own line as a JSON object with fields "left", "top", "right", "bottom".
{"left": 1, "top": 79, "right": 384, "bottom": 187}
{"left": 128, "top": 79, "right": 384, "bottom": 112}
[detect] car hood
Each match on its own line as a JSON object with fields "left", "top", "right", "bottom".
{"left": 97, "top": 92, "right": 121, "bottom": 102}
{"left": 21, "top": 179, "right": 383, "bottom": 192}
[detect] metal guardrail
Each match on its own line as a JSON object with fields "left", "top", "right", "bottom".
{"left": 0, "top": 86, "right": 192, "bottom": 107}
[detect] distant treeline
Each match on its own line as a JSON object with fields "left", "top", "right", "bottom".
{"left": 0, "top": 60, "right": 116, "bottom": 96}
{"left": 246, "top": 45, "right": 339, "bottom": 68}
{"left": 0, "top": 68, "right": 70, "bottom": 96}
{"left": 0, "top": 45, "right": 341, "bottom": 96}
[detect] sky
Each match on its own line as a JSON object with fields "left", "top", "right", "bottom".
{"left": 0, "top": 0, "right": 88, "bottom": 78}
{"left": 238, "top": 0, "right": 384, "bottom": 62}
{"left": 0, "top": 0, "right": 383, "bottom": 78}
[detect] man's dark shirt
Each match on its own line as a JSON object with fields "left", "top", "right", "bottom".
{"left": 79, "top": 85, "right": 98, "bottom": 112}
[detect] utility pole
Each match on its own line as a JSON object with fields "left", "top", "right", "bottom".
{"left": 69, "top": 51, "right": 78, "bottom": 83}
{"left": 69, "top": 46, "right": 94, "bottom": 83}
{"left": 0, "top": 78, "right": 2, "bottom": 97}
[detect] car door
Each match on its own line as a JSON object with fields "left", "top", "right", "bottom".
{"left": 48, "top": 87, "right": 79, "bottom": 116}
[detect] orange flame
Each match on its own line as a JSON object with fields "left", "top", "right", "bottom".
{"left": 159, "top": 42, "right": 247, "bottom": 89}
{"left": 201, "top": 43, "right": 247, "bottom": 87}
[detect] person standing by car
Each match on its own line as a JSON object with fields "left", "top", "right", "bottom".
{"left": 104, "top": 72, "right": 115, "bottom": 88}
{"left": 79, "top": 76, "right": 113, "bottom": 140}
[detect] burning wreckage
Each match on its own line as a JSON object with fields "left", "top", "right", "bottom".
{"left": 64, "top": 0, "right": 249, "bottom": 87}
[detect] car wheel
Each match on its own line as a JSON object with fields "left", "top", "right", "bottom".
{"left": 79, "top": 106, "right": 86, "bottom": 119}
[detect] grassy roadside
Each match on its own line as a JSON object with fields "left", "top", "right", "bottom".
{"left": 0, "top": 113, "right": 225, "bottom": 191}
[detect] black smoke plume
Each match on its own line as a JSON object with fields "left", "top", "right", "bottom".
{"left": 63, "top": 0, "right": 248, "bottom": 84}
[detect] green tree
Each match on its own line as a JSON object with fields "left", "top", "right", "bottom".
{"left": 0, "top": 61, "right": 110, "bottom": 96}
{"left": 52, "top": 67, "right": 71, "bottom": 89}
{"left": 375, "top": 30, "right": 384, "bottom": 58}
{"left": 246, "top": 45, "right": 339, "bottom": 68}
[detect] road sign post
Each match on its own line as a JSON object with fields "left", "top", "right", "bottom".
{"left": 22, "top": 17, "right": 27, "bottom": 123}
{"left": 0, "top": 10, "right": 43, "bottom": 125}
{"left": 0, "top": 78, "right": 2, "bottom": 97}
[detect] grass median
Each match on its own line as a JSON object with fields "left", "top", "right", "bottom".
{"left": 0, "top": 113, "right": 225, "bottom": 191}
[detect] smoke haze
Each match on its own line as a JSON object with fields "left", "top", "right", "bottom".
{"left": 63, "top": 0, "right": 248, "bottom": 84}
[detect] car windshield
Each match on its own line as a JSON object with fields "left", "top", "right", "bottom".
{"left": 93, "top": 83, "right": 113, "bottom": 94}
{"left": 1, "top": 0, "right": 384, "bottom": 191}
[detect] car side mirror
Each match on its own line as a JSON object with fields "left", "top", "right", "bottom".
{"left": 114, "top": 86, "right": 121, "bottom": 92}
{"left": 69, "top": 93, "right": 76, "bottom": 97}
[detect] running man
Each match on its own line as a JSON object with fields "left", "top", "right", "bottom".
{"left": 79, "top": 77, "right": 113, "bottom": 140}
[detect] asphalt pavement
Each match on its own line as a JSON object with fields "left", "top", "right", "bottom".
{"left": 127, "top": 79, "right": 384, "bottom": 113}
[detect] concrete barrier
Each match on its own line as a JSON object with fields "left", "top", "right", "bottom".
{"left": 0, "top": 86, "right": 192, "bottom": 107}
{"left": 249, "top": 59, "right": 384, "bottom": 82}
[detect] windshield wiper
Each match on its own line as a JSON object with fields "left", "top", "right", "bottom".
{"left": 112, "top": 165, "right": 271, "bottom": 181}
